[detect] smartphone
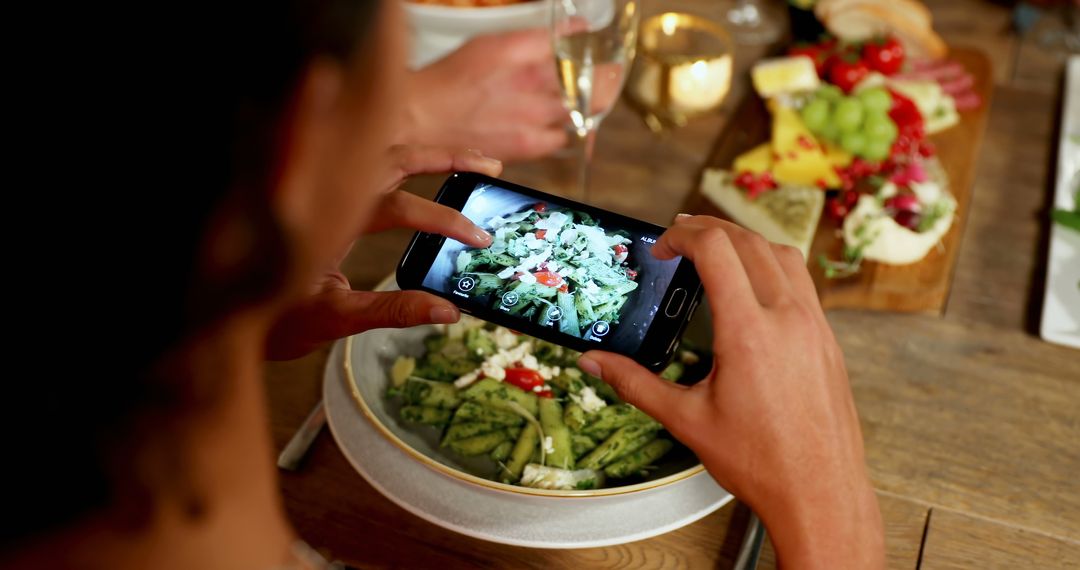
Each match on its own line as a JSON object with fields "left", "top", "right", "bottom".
{"left": 397, "top": 173, "right": 703, "bottom": 371}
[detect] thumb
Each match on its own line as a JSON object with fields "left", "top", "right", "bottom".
{"left": 337, "top": 290, "right": 461, "bottom": 333}
{"left": 578, "top": 351, "right": 687, "bottom": 425}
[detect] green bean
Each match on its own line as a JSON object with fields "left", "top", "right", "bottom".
{"left": 446, "top": 431, "right": 509, "bottom": 457}
{"left": 576, "top": 424, "right": 660, "bottom": 470}
{"left": 402, "top": 379, "right": 461, "bottom": 409}
{"left": 399, "top": 406, "right": 451, "bottom": 426}
{"left": 461, "top": 378, "right": 539, "bottom": 416}
{"left": 571, "top": 433, "right": 598, "bottom": 458}
{"left": 581, "top": 404, "right": 659, "bottom": 438}
{"left": 604, "top": 439, "right": 673, "bottom": 479}
{"left": 500, "top": 423, "right": 539, "bottom": 483}
{"left": 489, "top": 440, "right": 514, "bottom": 463}
{"left": 441, "top": 422, "right": 500, "bottom": 446}
{"left": 451, "top": 401, "right": 524, "bottom": 427}
{"left": 538, "top": 398, "right": 574, "bottom": 469}
{"left": 563, "top": 402, "right": 587, "bottom": 432}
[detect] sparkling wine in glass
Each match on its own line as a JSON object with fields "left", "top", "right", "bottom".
{"left": 552, "top": 0, "right": 640, "bottom": 200}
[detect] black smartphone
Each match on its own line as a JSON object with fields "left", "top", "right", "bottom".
{"left": 397, "top": 172, "right": 703, "bottom": 371}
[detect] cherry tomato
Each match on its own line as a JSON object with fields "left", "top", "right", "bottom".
{"left": 533, "top": 271, "right": 563, "bottom": 288}
{"left": 532, "top": 202, "right": 547, "bottom": 212}
{"left": 612, "top": 244, "right": 628, "bottom": 256}
{"left": 788, "top": 43, "right": 831, "bottom": 77}
{"left": 558, "top": 283, "right": 569, "bottom": 293}
{"left": 503, "top": 368, "right": 545, "bottom": 392}
{"left": 535, "top": 229, "right": 547, "bottom": 239}
{"left": 862, "top": 36, "right": 904, "bottom": 76}
{"left": 626, "top": 269, "right": 638, "bottom": 280}
{"left": 828, "top": 55, "right": 870, "bottom": 93}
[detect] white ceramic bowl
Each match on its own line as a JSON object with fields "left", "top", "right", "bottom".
{"left": 341, "top": 278, "right": 707, "bottom": 499}
{"left": 404, "top": 0, "right": 552, "bottom": 68}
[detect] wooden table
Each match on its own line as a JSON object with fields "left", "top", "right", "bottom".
{"left": 266, "top": 1, "right": 1080, "bottom": 567}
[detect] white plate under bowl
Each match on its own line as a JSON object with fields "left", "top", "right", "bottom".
{"left": 405, "top": 1, "right": 551, "bottom": 68}
{"left": 324, "top": 340, "right": 732, "bottom": 548}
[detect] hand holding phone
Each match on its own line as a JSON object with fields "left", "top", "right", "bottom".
{"left": 397, "top": 173, "right": 703, "bottom": 370}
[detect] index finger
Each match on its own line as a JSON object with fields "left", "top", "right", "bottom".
{"left": 652, "top": 223, "right": 761, "bottom": 327}
{"left": 365, "top": 190, "right": 493, "bottom": 248}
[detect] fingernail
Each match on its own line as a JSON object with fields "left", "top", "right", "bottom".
{"left": 674, "top": 213, "right": 691, "bottom": 222}
{"left": 467, "top": 148, "right": 501, "bottom": 165}
{"left": 430, "top": 305, "right": 460, "bottom": 324}
{"left": 577, "top": 355, "right": 601, "bottom": 378}
{"left": 475, "top": 228, "right": 493, "bottom": 244}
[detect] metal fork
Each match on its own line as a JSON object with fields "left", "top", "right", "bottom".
{"left": 277, "top": 400, "right": 327, "bottom": 471}
{"left": 734, "top": 512, "right": 765, "bottom": 570}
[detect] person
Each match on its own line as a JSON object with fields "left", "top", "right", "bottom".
{"left": 3, "top": 1, "right": 883, "bottom": 568}
{"left": 399, "top": 28, "right": 569, "bottom": 163}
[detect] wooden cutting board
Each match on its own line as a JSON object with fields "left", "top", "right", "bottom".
{"left": 683, "top": 46, "right": 993, "bottom": 314}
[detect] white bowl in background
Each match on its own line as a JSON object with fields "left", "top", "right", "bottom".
{"left": 404, "top": 0, "right": 552, "bottom": 68}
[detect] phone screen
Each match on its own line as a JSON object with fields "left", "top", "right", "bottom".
{"left": 420, "top": 181, "right": 683, "bottom": 355}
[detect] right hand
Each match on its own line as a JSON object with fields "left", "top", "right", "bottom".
{"left": 576, "top": 216, "right": 885, "bottom": 569}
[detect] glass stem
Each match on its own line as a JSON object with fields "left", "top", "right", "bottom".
{"left": 578, "top": 126, "right": 597, "bottom": 202}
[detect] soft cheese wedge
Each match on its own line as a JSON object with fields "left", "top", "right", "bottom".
{"left": 701, "top": 169, "right": 824, "bottom": 259}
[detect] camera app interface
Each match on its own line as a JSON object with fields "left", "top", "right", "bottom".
{"left": 422, "top": 182, "right": 682, "bottom": 353}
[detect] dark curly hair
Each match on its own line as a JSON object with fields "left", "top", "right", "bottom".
{"left": 5, "top": 0, "right": 381, "bottom": 548}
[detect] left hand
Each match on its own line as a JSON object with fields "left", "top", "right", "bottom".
{"left": 265, "top": 145, "right": 501, "bottom": 360}
{"left": 398, "top": 29, "right": 568, "bottom": 163}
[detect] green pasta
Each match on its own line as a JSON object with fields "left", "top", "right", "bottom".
{"left": 461, "top": 378, "right": 539, "bottom": 416}
{"left": 576, "top": 424, "right": 660, "bottom": 470}
{"left": 400, "top": 406, "right": 452, "bottom": 427}
{"left": 604, "top": 439, "right": 674, "bottom": 479}
{"left": 447, "top": 431, "right": 510, "bottom": 457}
{"left": 538, "top": 398, "right": 574, "bottom": 469}
{"left": 451, "top": 401, "right": 525, "bottom": 427}
{"left": 500, "top": 423, "right": 540, "bottom": 483}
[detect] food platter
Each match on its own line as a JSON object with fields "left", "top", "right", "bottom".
{"left": 685, "top": 46, "right": 994, "bottom": 314}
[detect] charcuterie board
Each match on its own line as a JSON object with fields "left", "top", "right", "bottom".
{"left": 683, "top": 46, "right": 993, "bottom": 314}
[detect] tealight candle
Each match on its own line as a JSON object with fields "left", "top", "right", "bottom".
{"left": 627, "top": 12, "right": 734, "bottom": 130}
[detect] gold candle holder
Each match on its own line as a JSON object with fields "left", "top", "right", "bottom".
{"left": 626, "top": 12, "right": 734, "bottom": 132}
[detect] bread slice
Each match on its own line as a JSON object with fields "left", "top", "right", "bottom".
{"left": 824, "top": 4, "right": 947, "bottom": 59}
{"left": 816, "top": 0, "right": 932, "bottom": 30}
{"left": 700, "top": 169, "right": 824, "bottom": 260}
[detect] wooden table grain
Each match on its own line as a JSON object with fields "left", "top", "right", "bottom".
{"left": 265, "top": 1, "right": 1080, "bottom": 567}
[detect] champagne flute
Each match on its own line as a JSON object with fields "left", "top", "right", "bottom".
{"left": 552, "top": 0, "right": 640, "bottom": 201}
{"left": 724, "top": 0, "right": 782, "bottom": 45}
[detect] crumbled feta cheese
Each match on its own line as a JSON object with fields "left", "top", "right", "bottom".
{"left": 475, "top": 348, "right": 483, "bottom": 356}
{"left": 497, "top": 266, "right": 516, "bottom": 279}
{"left": 481, "top": 360, "right": 506, "bottom": 380}
{"left": 538, "top": 365, "right": 560, "bottom": 380}
{"left": 523, "top": 232, "right": 547, "bottom": 250}
{"left": 517, "top": 272, "right": 537, "bottom": 284}
{"left": 532, "top": 385, "right": 543, "bottom": 393}
{"left": 570, "top": 386, "right": 607, "bottom": 413}
{"left": 519, "top": 464, "right": 602, "bottom": 490}
{"left": 543, "top": 436, "right": 555, "bottom": 455}
{"left": 534, "top": 211, "right": 569, "bottom": 231}
{"left": 559, "top": 228, "right": 578, "bottom": 245}
{"left": 492, "top": 327, "right": 519, "bottom": 349}
{"left": 454, "top": 370, "right": 481, "bottom": 389}
{"left": 521, "top": 354, "right": 540, "bottom": 370}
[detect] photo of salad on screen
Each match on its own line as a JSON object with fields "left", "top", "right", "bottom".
{"left": 450, "top": 201, "right": 640, "bottom": 339}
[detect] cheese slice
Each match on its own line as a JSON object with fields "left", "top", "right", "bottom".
{"left": 700, "top": 169, "right": 824, "bottom": 259}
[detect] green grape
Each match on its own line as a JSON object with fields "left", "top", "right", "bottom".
{"left": 834, "top": 98, "right": 865, "bottom": 133}
{"left": 800, "top": 98, "right": 831, "bottom": 133}
{"left": 863, "top": 114, "right": 898, "bottom": 143}
{"left": 840, "top": 131, "right": 868, "bottom": 155}
{"left": 816, "top": 84, "right": 844, "bottom": 102}
{"left": 819, "top": 120, "right": 840, "bottom": 143}
{"left": 857, "top": 87, "right": 893, "bottom": 115}
{"left": 862, "top": 138, "right": 892, "bottom": 161}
